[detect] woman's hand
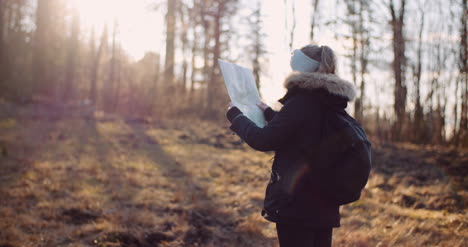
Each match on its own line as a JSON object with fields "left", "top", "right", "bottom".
{"left": 256, "top": 102, "right": 269, "bottom": 111}
{"left": 226, "top": 102, "right": 242, "bottom": 123}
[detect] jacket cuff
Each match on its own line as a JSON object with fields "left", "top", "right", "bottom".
{"left": 226, "top": 106, "right": 242, "bottom": 123}
{"left": 264, "top": 107, "right": 275, "bottom": 121}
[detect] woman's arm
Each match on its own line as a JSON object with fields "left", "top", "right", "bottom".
{"left": 226, "top": 95, "right": 310, "bottom": 152}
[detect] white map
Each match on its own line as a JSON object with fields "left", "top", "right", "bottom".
{"left": 218, "top": 59, "right": 266, "bottom": 128}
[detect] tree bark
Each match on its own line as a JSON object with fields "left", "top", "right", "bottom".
{"left": 32, "top": 0, "right": 51, "bottom": 96}
{"left": 458, "top": 0, "right": 468, "bottom": 146}
{"left": 389, "top": 0, "right": 407, "bottom": 141}
{"left": 106, "top": 20, "right": 118, "bottom": 112}
{"left": 413, "top": 6, "right": 424, "bottom": 143}
{"left": 0, "top": 1, "right": 4, "bottom": 88}
{"left": 164, "top": 0, "right": 176, "bottom": 84}
{"left": 63, "top": 10, "right": 80, "bottom": 101}
{"left": 251, "top": 0, "right": 263, "bottom": 95}
{"left": 310, "top": 0, "right": 320, "bottom": 41}
{"left": 206, "top": 1, "right": 224, "bottom": 116}
{"left": 89, "top": 27, "right": 108, "bottom": 108}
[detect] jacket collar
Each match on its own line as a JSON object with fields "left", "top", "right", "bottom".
{"left": 283, "top": 72, "right": 356, "bottom": 102}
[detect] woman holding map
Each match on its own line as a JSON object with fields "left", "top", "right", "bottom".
{"left": 225, "top": 45, "right": 371, "bottom": 247}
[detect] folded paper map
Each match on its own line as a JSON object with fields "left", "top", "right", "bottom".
{"left": 218, "top": 59, "right": 266, "bottom": 127}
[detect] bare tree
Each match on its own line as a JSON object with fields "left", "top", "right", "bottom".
{"left": 388, "top": 0, "right": 407, "bottom": 141}
{"left": 89, "top": 27, "right": 108, "bottom": 108}
{"left": 178, "top": 0, "right": 189, "bottom": 95}
{"left": 63, "top": 8, "right": 80, "bottom": 101}
{"left": 0, "top": 1, "right": 5, "bottom": 89}
{"left": 457, "top": 0, "right": 468, "bottom": 146}
{"left": 104, "top": 20, "right": 119, "bottom": 112}
{"left": 290, "top": 0, "right": 296, "bottom": 51}
{"left": 411, "top": 2, "right": 425, "bottom": 143}
{"left": 284, "top": 0, "right": 296, "bottom": 51}
{"left": 164, "top": 0, "right": 177, "bottom": 84}
{"left": 205, "top": 0, "right": 238, "bottom": 117}
{"left": 310, "top": 0, "right": 320, "bottom": 41}
{"left": 342, "top": 0, "right": 371, "bottom": 122}
{"left": 206, "top": 1, "right": 224, "bottom": 115}
{"left": 248, "top": 0, "right": 266, "bottom": 94}
{"left": 357, "top": 1, "right": 370, "bottom": 123}
{"left": 32, "top": 0, "right": 52, "bottom": 96}
{"left": 189, "top": 4, "right": 199, "bottom": 100}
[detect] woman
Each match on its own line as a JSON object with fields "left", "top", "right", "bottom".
{"left": 225, "top": 45, "right": 358, "bottom": 247}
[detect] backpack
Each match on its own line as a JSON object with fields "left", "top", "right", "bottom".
{"left": 309, "top": 108, "right": 372, "bottom": 205}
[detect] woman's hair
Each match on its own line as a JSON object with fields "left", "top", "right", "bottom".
{"left": 300, "top": 45, "right": 336, "bottom": 74}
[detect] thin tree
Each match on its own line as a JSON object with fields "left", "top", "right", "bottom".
{"left": 178, "top": 1, "right": 189, "bottom": 95}
{"left": 89, "top": 27, "right": 108, "bottom": 109}
{"left": 104, "top": 20, "right": 119, "bottom": 112}
{"left": 164, "top": 0, "right": 177, "bottom": 84}
{"left": 32, "top": 0, "right": 52, "bottom": 97}
{"left": 201, "top": 0, "right": 211, "bottom": 109}
{"left": 290, "top": 0, "right": 296, "bottom": 51}
{"left": 342, "top": 0, "right": 371, "bottom": 122}
{"left": 411, "top": 2, "right": 425, "bottom": 143}
{"left": 189, "top": 3, "right": 199, "bottom": 101}
{"left": 284, "top": 0, "right": 296, "bottom": 51}
{"left": 0, "top": 1, "right": 5, "bottom": 89}
{"left": 388, "top": 0, "right": 407, "bottom": 141}
{"left": 63, "top": 8, "right": 80, "bottom": 101}
{"left": 357, "top": 1, "right": 370, "bottom": 123}
{"left": 206, "top": 0, "right": 224, "bottom": 116}
{"left": 457, "top": 0, "right": 468, "bottom": 146}
{"left": 310, "top": 0, "right": 320, "bottom": 41}
{"left": 248, "top": 0, "right": 266, "bottom": 94}
{"left": 205, "top": 0, "right": 238, "bottom": 117}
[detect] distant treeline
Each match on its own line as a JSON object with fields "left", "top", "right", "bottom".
{"left": 0, "top": 0, "right": 466, "bottom": 147}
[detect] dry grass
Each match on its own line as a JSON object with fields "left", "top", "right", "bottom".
{"left": 0, "top": 103, "right": 466, "bottom": 246}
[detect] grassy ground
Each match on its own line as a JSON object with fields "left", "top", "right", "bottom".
{"left": 0, "top": 103, "right": 466, "bottom": 246}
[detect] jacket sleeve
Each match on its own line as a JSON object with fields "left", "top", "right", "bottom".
{"left": 264, "top": 107, "right": 278, "bottom": 122}
{"left": 227, "top": 95, "right": 307, "bottom": 152}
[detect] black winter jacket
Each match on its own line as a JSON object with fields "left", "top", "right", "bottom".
{"left": 226, "top": 71, "right": 357, "bottom": 228}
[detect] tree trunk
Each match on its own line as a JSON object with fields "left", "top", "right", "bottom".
{"left": 179, "top": 3, "right": 188, "bottom": 97}
{"left": 285, "top": 0, "right": 296, "bottom": 51}
{"left": 89, "top": 27, "right": 108, "bottom": 108}
{"left": 32, "top": 0, "right": 51, "bottom": 97}
{"left": 114, "top": 46, "right": 121, "bottom": 112}
{"left": 190, "top": 24, "right": 197, "bottom": 100}
{"left": 458, "top": 0, "right": 468, "bottom": 146}
{"left": 389, "top": 0, "right": 407, "bottom": 141}
{"left": 201, "top": 0, "right": 210, "bottom": 109}
{"left": 413, "top": 6, "right": 424, "bottom": 143}
{"left": 63, "top": 10, "right": 80, "bottom": 102}
{"left": 310, "top": 0, "right": 320, "bottom": 41}
{"left": 206, "top": 2, "right": 223, "bottom": 117}
{"left": 251, "top": 0, "right": 263, "bottom": 95}
{"left": 358, "top": 0, "right": 368, "bottom": 123}
{"left": 105, "top": 21, "right": 118, "bottom": 112}
{"left": 0, "top": 1, "right": 4, "bottom": 89}
{"left": 164, "top": 0, "right": 176, "bottom": 84}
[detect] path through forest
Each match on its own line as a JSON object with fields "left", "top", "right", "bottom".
{"left": 0, "top": 103, "right": 466, "bottom": 246}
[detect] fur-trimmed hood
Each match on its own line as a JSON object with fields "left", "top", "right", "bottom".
{"left": 283, "top": 72, "right": 356, "bottom": 101}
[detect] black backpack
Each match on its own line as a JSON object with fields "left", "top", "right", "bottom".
{"left": 310, "top": 108, "right": 372, "bottom": 205}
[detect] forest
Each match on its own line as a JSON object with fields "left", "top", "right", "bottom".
{"left": 0, "top": 0, "right": 466, "bottom": 246}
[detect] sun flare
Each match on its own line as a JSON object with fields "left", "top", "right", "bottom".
{"left": 72, "top": 0, "right": 164, "bottom": 60}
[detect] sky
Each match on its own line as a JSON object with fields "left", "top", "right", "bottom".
{"left": 74, "top": 0, "right": 164, "bottom": 60}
